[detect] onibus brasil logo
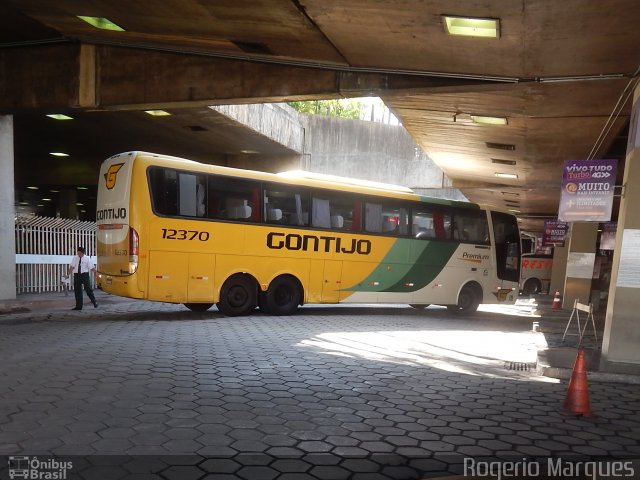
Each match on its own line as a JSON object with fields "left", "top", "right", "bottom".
{"left": 8, "top": 456, "right": 73, "bottom": 479}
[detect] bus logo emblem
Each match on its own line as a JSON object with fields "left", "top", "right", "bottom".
{"left": 104, "top": 163, "right": 124, "bottom": 190}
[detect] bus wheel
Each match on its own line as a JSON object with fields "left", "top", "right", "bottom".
{"left": 409, "top": 304, "right": 430, "bottom": 310}
{"left": 216, "top": 275, "right": 257, "bottom": 317}
{"left": 266, "top": 275, "right": 301, "bottom": 316}
{"left": 184, "top": 303, "right": 213, "bottom": 312}
{"left": 447, "top": 284, "right": 481, "bottom": 315}
{"left": 522, "top": 278, "right": 542, "bottom": 295}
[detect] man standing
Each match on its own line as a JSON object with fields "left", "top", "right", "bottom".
{"left": 67, "top": 247, "right": 98, "bottom": 310}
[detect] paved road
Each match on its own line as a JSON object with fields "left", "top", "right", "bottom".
{"left": 1, "top": 294, "right": 639, "bottom": 479}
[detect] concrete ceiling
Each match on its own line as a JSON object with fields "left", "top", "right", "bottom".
{"left": 2, "top": 0, "right": 638, "bottom": 231}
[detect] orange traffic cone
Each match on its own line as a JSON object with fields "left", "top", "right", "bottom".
{"left": 562, "top": 349, "right": 594, "bottom": 417}
{"left": 552, "top": 290, "right": 562, "bottom": 310}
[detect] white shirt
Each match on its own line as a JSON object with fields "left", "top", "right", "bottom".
{"left": 70, "top": 255, "right": 95, "bottom": 274}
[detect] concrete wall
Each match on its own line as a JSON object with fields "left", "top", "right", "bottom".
{"left": 302, "top": 114, "right": 450, "bottom": 190}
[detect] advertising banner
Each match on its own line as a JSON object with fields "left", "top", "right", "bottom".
{"left": 558, "top": 159, "right": 617, "bottom": 222}
{"left": 542, "top": 220, "right": 569, "bottom": 247}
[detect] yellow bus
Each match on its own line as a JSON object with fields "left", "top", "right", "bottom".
{"left": 96, "top": 151, "right": 521, "bottom": 316}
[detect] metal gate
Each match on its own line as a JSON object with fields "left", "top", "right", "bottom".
{"left": 15, "top": 215, "right": 97, "bottom": 294}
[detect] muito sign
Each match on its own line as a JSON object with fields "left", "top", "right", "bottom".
{"left": 558, "top": 159, "right": 617, "bottom": 222}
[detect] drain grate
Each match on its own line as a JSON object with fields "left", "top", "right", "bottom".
{"left": 505, "top": 361, "right": 536, "bottom": 371}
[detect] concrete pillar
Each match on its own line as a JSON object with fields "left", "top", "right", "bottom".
{"left": 562, "top": 223, "right": 598, "bottom": 309}
{"left": 0, "top": 115, "right": 16, "bottom": 300}
{"left": 58, "top": 189, "right": 78, "bottom": 219}
{"left": 549, "top": 245, "right": 568, "bottom": 297}
{"left": 601, "top": 85, "right": 640, "bottom": 365}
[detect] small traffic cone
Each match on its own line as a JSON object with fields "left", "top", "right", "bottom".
{"left": 562, "top": 349, "right": 594, "bottom": 417}
{"left": 552, "top": 290, "right": 562, "bottom": 310}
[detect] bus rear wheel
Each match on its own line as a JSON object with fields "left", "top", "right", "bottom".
{"left": 522, "top": 278, "right": 542, "bottom": 296}
{"left": 216, "top": 275, "right": 257, "bottom": 317}
{"left": 266, "top": 275, "right": 301, "bottom": 316}
{"left": 184, "top": 303, "right": 213, "bottom": 312}
{"left": 447, "top": 284, "right": 481, "bottom": 315}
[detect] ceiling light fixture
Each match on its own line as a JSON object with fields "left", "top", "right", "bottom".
{"left": 27, "top": 186, "right": 39, "bottom": 190}
{"left": 77, "top": 16, "right": 125, "bottom": 31}
{"left": 49, "top": 152, "right": 69, "bottom": 157}
{"left": 46, "top": 114, "right": 73, "bottom": 121}
{"left": 471, "top": 115, "right": 507, "bottom": 125}
{"left": 492, "top": 158, "right": 516, "bottom": 166}
{"left": 442, "top": 15, "right": 500, "bottom": 38}
{"left": 508, "top": 208, "right": 521, "bottom": 213}
{"left": 486, "top": 142, "right": 516, "bottom": 151}
{"left": 495, "top": 172, "right": 518, "bottom": 179}
{"left": 144, "top": 110, "right": 171, "bottom": 116}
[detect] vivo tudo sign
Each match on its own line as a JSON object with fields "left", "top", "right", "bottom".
{"left": 558, "top": 159, "right": 617, "bottom": 222}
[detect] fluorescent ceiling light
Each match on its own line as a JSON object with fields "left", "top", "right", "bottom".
{"left": 495, "top": 172, "right": 518, "bottom": 179}
{"left": 77, "top": 187, "right": 88, "bottom": 190}
{"left": 144, "top": 110, "right": 171, "bottom": 116}
{"left": 49, "top": 152, "right": 69, "bottom": 157}
{"left": 77, "top": 16, "right": 124, "bottom": 31}
{"left": 75, "top": 203, "right": 84, "bottom": 206}
{"left": 443, "top": 16, "right": 499, "bottom": 38}
{"left": 471, "top": 115, "right": 507, "bottom": 125}
{"left": 42, "top": 198, "right": 52, "bottom": 201}
{"left": 46, "top": 114, "right": 73, "bottom": 121}
{"left": 27, "top": 186, "right": 39, "bottom": 190}
{"left": 508, "top": 209, "right": 521, "bottom": 213}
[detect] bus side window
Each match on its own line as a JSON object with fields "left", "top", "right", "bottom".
{"left": 149, "top": 167, "right": 178, "bottom": 216}
{"left": 265, "top": 186, "right": 309, "bottom": 226}
{"left": 365, "top": 203, "right": 383, "bottom": 232}
{"left": 311, "top": 197, "right": 331, "bottom": 229}
{"left": 412, "top": 209, "right": 435, "bottom": 239}
{"left": 433, "top": 212, "right": 450, "bottom": 240}
{"left": 208, "top": 176, "right": 258, "bottom": 222}
{"left": 178, "top": 172, "right": 203, "bottom": 217}
{"left": 310, "top": 191, "right": 358, "bottom": 231}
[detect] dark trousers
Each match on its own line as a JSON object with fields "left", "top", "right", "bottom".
{"left": 74, "top": 272, "right": 96, "bottom": 308}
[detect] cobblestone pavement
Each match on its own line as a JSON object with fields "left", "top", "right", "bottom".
{"left": 1, "top": 293, "right": 639, "bottom": 479}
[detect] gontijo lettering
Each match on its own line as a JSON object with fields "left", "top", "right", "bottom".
{"left": 97, "top": 207, "right": 127, "bottom": 220}
{"left": 267, "top": 232, "right": 371, "bottom": 255}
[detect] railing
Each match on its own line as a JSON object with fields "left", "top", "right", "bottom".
{"left": 15, "top": 215, "right": 97, "bottom": 294}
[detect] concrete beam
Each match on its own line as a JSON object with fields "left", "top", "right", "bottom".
{"left": 1, "top": 44, "right": 499, "bottom": 112}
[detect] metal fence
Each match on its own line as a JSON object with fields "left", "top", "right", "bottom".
{"left": 15, "top": 215, "right": 97, "bottom": 294}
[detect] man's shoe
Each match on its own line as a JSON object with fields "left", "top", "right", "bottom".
{"left": 93, "top": 302, "right": 98, "bottom": 308}
{"left": 71, "top": 307, "right": 81, "bottom": 310}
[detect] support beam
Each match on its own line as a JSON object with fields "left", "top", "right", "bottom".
{"left": 0, "top": 44, "right": 505, "bottom": 112}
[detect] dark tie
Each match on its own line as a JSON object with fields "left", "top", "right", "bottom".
{"left": 78, "top": 259, "right": 82, "bottom": 274}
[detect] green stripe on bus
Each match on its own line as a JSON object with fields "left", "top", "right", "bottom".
{"left": 343, "top": 239, "right": 459, "bottom": 292}
{"left": 383, "top": 241, "right": 459, "bottom": 292}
